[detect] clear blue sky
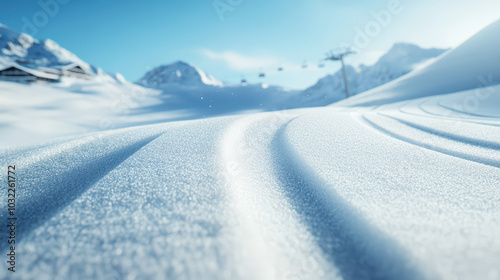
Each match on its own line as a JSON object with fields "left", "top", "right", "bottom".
{"left": 1, "top": 0, "right": 499, "bottom": 89}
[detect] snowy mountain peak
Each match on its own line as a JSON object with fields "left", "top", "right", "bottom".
{"left": 137, "top": 60, "right": 223, "bottom": 88}
{"left": 0, "top": 23, "right": 92, "bottom": 73}
{"left": 376, "top": 42, "right": 447, "bottom": 68}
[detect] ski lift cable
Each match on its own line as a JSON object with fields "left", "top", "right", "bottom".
{"left": 243, "top": 48, "right": 356, "bottom": 81}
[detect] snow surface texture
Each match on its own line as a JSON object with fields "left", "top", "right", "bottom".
{"left": 0, "top": 19, "right": 500, "bottom": 280}
{"left": 0, "top": 83, "right": 499, "bottom": 280}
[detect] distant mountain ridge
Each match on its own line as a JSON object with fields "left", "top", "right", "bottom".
{"left": 300, "top": 43, "right": 448, "bottom": 105}
{"left": 137, "top": 61, "right": 223, "bottom": 88}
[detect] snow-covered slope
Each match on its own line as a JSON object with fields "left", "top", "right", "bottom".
{"left": 0, "top": 78, "right": 160, "bottom": 148}
{"left": 1, "top": 83, "right": 498, "bottom": 280}
{"left": 133, "top": 82, "right": 298, "bottom": 122}
{"left": 336, "top": 19, "right": 500, "bottom": 107}
{"left": 134, "top": 60, "right": 303, "bottom": 121}
{"left": 300, "top": 43, "right": 447, "bottom": 105}
{"left": 137, "top": 61, "right": 223, "bottom": 88}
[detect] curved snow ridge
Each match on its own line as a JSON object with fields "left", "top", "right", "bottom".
{"left": 278, "top": 112, "right": 500, "bottom": 280}
{"left": 271, "top": 117, "right": 430, "bottom": 280}
{"left": 395, "top": 100, "right": 500, "bottom": 128}
{"left": 378, "top": 112, "right": 500, "bottom": 150}
{"left": 0, "top": 130, "right": 126, "bottom": 168}
{"left": 359, "top": 113, "right": 500, "bottom": 168}
{"left": 0, "top": 122, "right": 186, "bottom": 167}
{"left": 4, "top": 118, "right": 245, "bottom": 280}
{"left": 0, "top": 127, "right": 168, "bottom": 251}
{"left": 220, "top": 115, "right": 283, "bottom": 280}
{"left": 219, "top": 113, "right": 343, "bottom": 280}
{"left": 437, "top": 102, "right": 500, "bottom": 119}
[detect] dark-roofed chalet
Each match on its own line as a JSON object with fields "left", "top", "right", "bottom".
{"left": 0, "top": 64, "right": 60, "bottom": 83}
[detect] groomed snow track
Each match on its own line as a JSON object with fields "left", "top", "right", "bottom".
{"left": 1, "top": 90, "right": 499, "bottom": 280}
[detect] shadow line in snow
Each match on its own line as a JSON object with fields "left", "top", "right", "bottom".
{"left": 271, "top": 121, "right": 432, "bottom": 280}
{"left": 397, "top": 103, "right": 500, "bottom": 128}
{"left": 360, "top": 114, "right": 500, "bottom": 169}
{"left": 0, "top": 133, "right": 164, "bottom": 253}
{"left": 437, "top": 102, "right": 499, "bottom": 119}
{"left": 378, "top": 113, "right": 500, "bottom": 150}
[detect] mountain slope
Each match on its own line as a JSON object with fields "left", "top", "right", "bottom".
{"left": 335, "top": 19, "right": 500, "bottom": 107}
{"left": 300, "top": 43, "right": 447, "bottom": 106}
{"left": 0, "top": 24, "right": 92, "bottom": 73}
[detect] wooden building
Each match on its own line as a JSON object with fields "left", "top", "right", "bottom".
{"left": 0, "top": 65, "right": 60, "bottom": 83}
